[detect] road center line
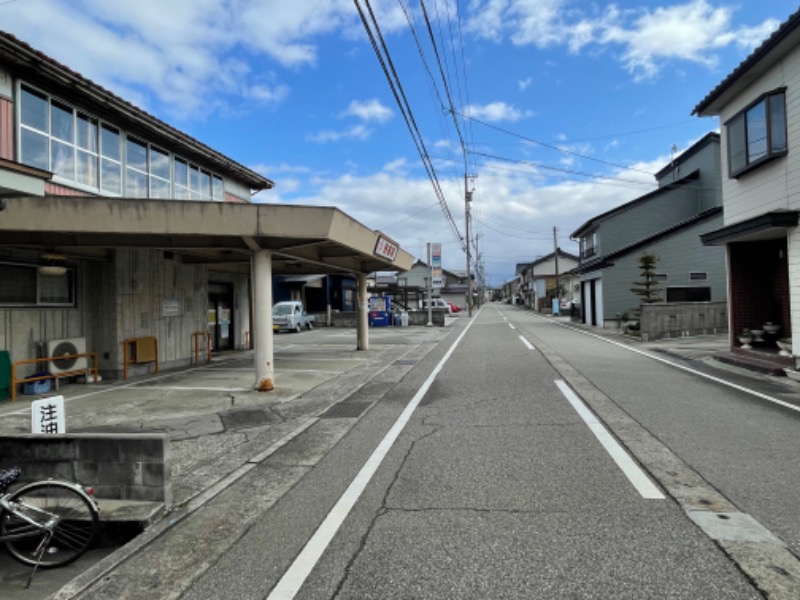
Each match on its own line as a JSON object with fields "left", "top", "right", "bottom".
{"left": 555, "top": 379, "right": 665, "bottom": 500}
{"left": 519, "top": 335, "right": 535, "bottom": 350}
{"left": 508, "top": 323, "right": 516, "bottom": 330}
{"left": 266, "top": 309, "right": 479, "bottom": 600}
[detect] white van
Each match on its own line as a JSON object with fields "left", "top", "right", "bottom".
{"left": 421, "top": 297, "right": 452, "bottom": 313}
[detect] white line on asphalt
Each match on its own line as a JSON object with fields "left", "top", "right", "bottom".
{"left": 266, "top": 308, "right": 480, "bottom": 600}
{"left": 508, "top": 323, "right": 516, "bottom": 330}
{"left": 546, "top": 319, "right": 800, "bottom": 415}
{"left": 519, "top": 335, "right": 535, "bottom": 351}
{"left": 555, "top": 379, "right": 665, "bottom": 500}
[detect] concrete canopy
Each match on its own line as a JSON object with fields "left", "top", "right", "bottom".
{"left": 0, "top": 196, "right": 414, "bottom": 275}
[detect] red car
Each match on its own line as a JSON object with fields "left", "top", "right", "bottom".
{"left": 447, "top": 301, "right": 462, "bottom": 313}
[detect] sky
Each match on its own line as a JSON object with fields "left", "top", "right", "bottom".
{"left": 1, "top": 0, "right": 796, "bottom": 286}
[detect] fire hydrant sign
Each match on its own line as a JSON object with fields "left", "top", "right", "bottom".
{"left": 31, "top": 395, "right": 66, "bottom": 434}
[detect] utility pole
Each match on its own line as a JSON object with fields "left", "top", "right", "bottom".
{"left": 553, "top": 226, "right": 560, "bottom": 304}
{"left": 465, "top": 174, "right": 473, "bottom": 317}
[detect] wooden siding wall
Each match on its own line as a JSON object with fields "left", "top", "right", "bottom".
{"left": 0, "top": 97, "right": 12, "bottom": 160}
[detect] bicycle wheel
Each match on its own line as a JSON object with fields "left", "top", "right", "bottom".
{"left": 1, "top": 481, "right": 99, "bottom": 568}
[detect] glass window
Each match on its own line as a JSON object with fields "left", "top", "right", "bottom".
{"left": 727, "top": 90, "right": 787, "bottom": 177}
{"left": 20, "top": 128, "right": 48, "bottom": 170}
{"left": 126, "top": 138, "right": 147, "bottom": 171}
{"left": 101, "top": 157, "right": 121, "bottom": 194}
{"left": 0, "top": 264, "right": 37, "bottom": 304}
{"left": 39, "top": 271, "right": 74, "bottom": 304}
{"left": 728, "top": 115, "right": 746, "bottom": 175}
{"left": 20, "top": 86, "right": 47, "bottom": 132}
{"left": 150, "top": 177, "right": 171, "bottom": 199}
{"left": 77, "top": 114, "right": 98, "bottom": 152}
{"left": 125, "top": 168, "right": 148, "bottom": 197}
{"left": 101, "top": 125, "right": 121, "bottom": 161}
{"left": 212, "top": 175, "right": 223, "bottom": 200}
{"left": 51, "top": 140, "right": 74, "bottom": 179}
{"left": 174, "top": 158, "right": 188, "bottom": 186}
{"left": 746, "top": 100, "right": 767, "bottom": 163}
{"left": 150, "top": 147, "right": 170, "bottom": 180}
{"left": 76, "top": 150, "right": 98, "bottom": 187}
{"left": 50, "top": 100, "right": 74, "bottom": 143}
{"left": 770, "top": 94, "right": 787, "bottom": 153}
{"left": 200, "top": 170, "right": 211, "bottom": 198}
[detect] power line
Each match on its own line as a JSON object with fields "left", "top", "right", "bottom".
{"left": 454, "top": 110, "right": 658, "bottom": 176}
{"left": 355, "top": 0, "right": 465, "bottom": 251}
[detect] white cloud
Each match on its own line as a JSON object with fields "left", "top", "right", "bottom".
{"left": 466, "top": 0, "right": 782, "bottom": 81}
{"left": 518, "top": 77, "right": 533, "bottom": 91}
{"left": 307, "top": 125, "right": 373, "bottom": 143}
{"left": 341, "top": 99, "right": 393, "bottom": 123}
{"left": 466, "top": 102, "right": 533, "bottom": 122}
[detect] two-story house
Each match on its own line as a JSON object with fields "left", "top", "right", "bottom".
{"left": 517, "top": 250, "right": 579, "bottom": 311}
{"left": 571, "top": 132, "right": 727, "bottom": 329}
{"left": 696, "top": 8, "right": 800, "bottom": 353}
{"left": 0, "top": 31, "right": 411, "bottom": 392}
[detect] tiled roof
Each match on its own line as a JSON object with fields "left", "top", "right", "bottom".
{"left": 693, "top": 8, "right": 800, "bottom": 116}
{"left": 0, "top": 30, "right": 273, "bottom": 191}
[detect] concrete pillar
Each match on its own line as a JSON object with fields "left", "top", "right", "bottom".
{"left": 253, "top": 250, "right": 274, "bottom": 391}
{"left": 356, "top": 273, "right": 369, "bottom": 351}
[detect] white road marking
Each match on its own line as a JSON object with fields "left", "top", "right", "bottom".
{"left": 555, "top": 379, "right": 665, "bottom": 500}
{"left": 519, "top": 336, "right": 535, "bottom": 350}
{"left": 546, "top": 318, "right": 800, "bottom": 415}
{"left": 508, "top": 323, "right": 516, "bottom": 330}
{"left": 266, "top": 310, "right": 479, "bottom": 599}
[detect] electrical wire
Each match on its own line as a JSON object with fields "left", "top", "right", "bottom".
{"left": 355, "top": 0, "right": 465, "bottom": 251}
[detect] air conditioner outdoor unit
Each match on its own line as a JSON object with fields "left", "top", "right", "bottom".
{"left": 47, "top": 337, "right": 88, "bottom": 375}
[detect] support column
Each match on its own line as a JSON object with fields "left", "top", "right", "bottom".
{"left": 356, "top": 273, "right": 369, "bottom": 351}
{"left": 253, "top": 249, "right": 274, "bottom": 391}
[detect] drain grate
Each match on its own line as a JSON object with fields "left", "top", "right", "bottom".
{"left": 394, "top": 359, "right": 417, "bottom": 366}
{"left": 320, "top": 401, "right": 371, "bottom": 419}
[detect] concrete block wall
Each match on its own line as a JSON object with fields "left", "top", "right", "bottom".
{"left": 639, "top": 301, "right": 728, "bottom": 340}
{"left": 0, "top": 433, "right": 171, "bottom": 506}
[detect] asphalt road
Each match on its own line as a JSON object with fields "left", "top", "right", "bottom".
{"left": 178, "top": 305, "right": 793, "bottom": 598}
{"left": 22, "top": 306, "right": 800, "bottom": 598}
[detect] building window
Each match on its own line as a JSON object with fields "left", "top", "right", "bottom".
{"left": 689, "top": 272, "right": 707, "bottom": 281}
{"left": 0, "top": 262, "right": 76, "bottom": 307}
{"left": 581, "top": 232, "right": 597, "bottom": 258}
{"left": 726, "top": 89, "right": 787, "bottom": 177}
{"left": 666, "top": 287, "right": 711, "bottom": 302}
{"left": 653, "top": 273, "right": 668, "bottom": 282}
{"left": 17, "top": 82, "right": 224, "bottom": 201}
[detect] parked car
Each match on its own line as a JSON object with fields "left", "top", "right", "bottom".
{"left": 421, "top": 297, "right": 452, "bottom": 313}
{"left": 447, "top": 301, "right": 462, "bottom": 313}
{"left": 272, "top": 301, "right": 314, "bottom": 333}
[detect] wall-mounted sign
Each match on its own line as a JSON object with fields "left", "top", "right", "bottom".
{"left": 374, "top": 235, "right": 399, "bottom": 261}
{"left": 163, "top": 297, "right": 181, "bottom": 317}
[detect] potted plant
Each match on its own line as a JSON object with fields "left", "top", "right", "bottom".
{"left": 738, "top": 328, "right": 754, "bottom": 349}
{"left": 777, "top": 338, "right": 793, "bottom": 357}
{"left": 763, "top": 322, "right": 781, "bottom": 334}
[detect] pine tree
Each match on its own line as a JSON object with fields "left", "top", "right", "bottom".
{"left": 631, "top": 252, "right": 663, "bottom": 303}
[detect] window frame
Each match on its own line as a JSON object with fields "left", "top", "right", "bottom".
{"left": 725, "top": 88, "right": 788, "bottom": 178}
{"left": 16, "top": 81, "right": 225, "bottom": 201}
{"left": 0, "top": 261, "right": 77, "bottom": 308}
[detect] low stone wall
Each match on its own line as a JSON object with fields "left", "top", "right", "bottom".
{"left": 638, "top": 301, "right": 728, "bottom": 341}
{"left": 0, "top": 433, "right": 171, "bottom": 506}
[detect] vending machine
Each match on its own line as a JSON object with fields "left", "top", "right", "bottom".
{"left": 368, "top": 295, "right": 392, "bottom": 327}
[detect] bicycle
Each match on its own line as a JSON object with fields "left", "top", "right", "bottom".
{"left": 0, "top": 467, "right": 100, "bottom": 586}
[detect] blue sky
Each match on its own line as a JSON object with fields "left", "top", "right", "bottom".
{"left": 1, "top": 0, "right": 796, "bottom": 285}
